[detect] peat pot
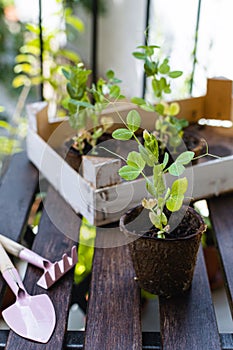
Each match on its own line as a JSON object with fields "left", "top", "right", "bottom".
{"left": 120, "top": 205, "right": 206, "bottom": 298}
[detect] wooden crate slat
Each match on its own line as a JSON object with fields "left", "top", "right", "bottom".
{"left": 208, "top": 194, "right": 233, "bottom": 315}
{"left": 84, "top": 226, "right": 142, "bottom": 350}
{"left": 27, "top": 102, "right": 233, "bottom": 225}
{"left": 5, "top": 187, "right": 81, "bottom": 350}
{"left": 159, "top": 247, "right": 221, "bottom": 350}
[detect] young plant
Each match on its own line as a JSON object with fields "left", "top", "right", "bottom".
{"left": 131, "top": 44, "right": 188, "bottom": 152}
{"left": 62, "top": 63, "right": 124, "bottom": 153}
{"left": 111, "top": 109, "right": 194, "bottom": 238}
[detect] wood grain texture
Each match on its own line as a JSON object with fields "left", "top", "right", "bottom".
{"left": 0, "top": 152, "right": 38, "bottom": 301}
{"left": 208, "top": 194, "right": 233, "bottom": 315}
{"left": 84, "top": 226, "right": 142, "bottom": 350}
{"left": 5, "top": 187, "right": 81, "bottom": 350}
{"left": 0, "top": 152, "right": 38, "bottom": 240}
{"left": 159, "top": 247, "right": 221, "bottom": 350}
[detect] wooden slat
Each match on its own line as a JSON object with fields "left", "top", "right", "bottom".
{"left": 5, "top": 187, "right": 81, "bottom": 350}
{"left": 84, "top": 226, "right": 142, "bottom": 350}
{"left": 208, "top": 194, "right": 233, "bottom": 314}
{"left": 0, "top": 151, "right": 39, "bottom": 240}
{"left": 0, "top": 152, "right": 38, "bottom": 301}
{"left": 159, "top": 247, "right": 221, "bottom": 350}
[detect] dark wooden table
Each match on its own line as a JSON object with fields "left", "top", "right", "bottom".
{"left": 0, "top": 149, "right": 233, "bottom": 349}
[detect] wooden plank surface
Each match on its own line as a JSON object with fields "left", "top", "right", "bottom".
{"left": 159, "top": 247, "right": 221, "bottom": 350}
{"left": 208, "top": 194, "right": 233, "bottom": 315}
{"left": 84, "top": 226, "right": 142, "bottom": 350}
{"left": 5, "top": 187, "right": 81, "bottom": 350}
{"left": 0, "top": 152, "right": 39, "bottom": 240}
{"left": 0, "top": 152, "right": 38, "bottom": 302}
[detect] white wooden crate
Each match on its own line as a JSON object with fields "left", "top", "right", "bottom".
{"left": 26, "top": 97, "right": 233, "bottom": 226}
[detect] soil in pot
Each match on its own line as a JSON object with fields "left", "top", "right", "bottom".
{"left": 58, "top": 132, "right": 113, "bottom": 173}
{"left": 120, "top": 205, "right": 206, "bottom": 298}
{"left": 183, "top": 129, "right": 206, "bottom": 163}
{"left": 59, "top": 131, "right": 143, "bottom": 174}
{"left": 163, "top": 128, "right": 206, "bottom": 166}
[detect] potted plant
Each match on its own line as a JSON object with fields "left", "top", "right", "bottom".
{"left": 61, "top": 62, "right": 125, "bottom": 171}
{"left": 131, "top": 44, "right": 205, "bottom": 161}
{"left": 107, "top": 109, "right": 206, "bottom": 298}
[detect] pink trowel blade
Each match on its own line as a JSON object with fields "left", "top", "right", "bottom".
{"left": 0, "top": 243, "right": 56, "bottom": 343}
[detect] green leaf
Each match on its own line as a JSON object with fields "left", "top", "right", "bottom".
{"left": 153, "top": 164, "right": 165, "bottom": 196}
{"left": 149, "top": 212, "right": 162, "bottom": 229}
{"left": 12, "top": 75, "right": 31, "bottom": 88}
{"left": 168, "top": 162, "right": 185, "bottom": 176}
{"left": 109, "top": 85, "right": 120, "bottom": 98}
{"left": 144, "top": 59, "right": 157, "bottom": 76}
{"left": 162, "top": 152, "right": 169, "bottom": 169}
{"left": 155, "top": 103, "right": 165, "bottom": 115}
{"left": 176, "top": 151, "right": 195, "bottom": 165}
{"left": 59, "top": 49, "right": 80, "bottom": 63}
{"left": 119, "top": 165, "right": 141, "bottom": 180}
{"left": 131, "top": 97, "right": 146, "bottom": 105}
{"left": 132, "top": 52, "right": 147, "bottom": 60}
{"left": 166, "top": 178, "right": 188, "bottom": 212}
{"left": 144, "top": 134, "right": 159, "bottom": 162}
{"left": 146, "top": 180, "right": 157, "bottom": 197}
{"left": 127, "top": 151, "right": 145, "bottom": 170}
{"left": 171, "top": 177, "right": 188, "bottom": 194}
{"left": 62, "top": 68, "right": 70, "bottom": 80}
{"left": 112, "top": 128, "right": 133, "bottom": 140}
{"left": 152, "top": 78, "right": 159, "bottom": 96}
{"left": 65, "top": 11, "right": 84, "bottom": 32}
{"left": 158, "top": 60, "right": 170, "bottom": 74}
{"left": 126, "top": 110, "right": 141, "bottom": 132}
{"left": 168, "top": 102, "right": 180, "bottom": 116}
{"left": 138, "top": 144, "right": 155, "bottom": 167}
{"left": 106, "top": 70, "right": 114, "bottom": 79}
{"left": 168, "top": 71, "right": 183, "bottom": 78}
{"left": 161, "top": 212, "right": 168, "bottom": 225}
{"left": 0, "top": 121, "right": 11, "bottom": 130}
{"left": 140, "top": 104, "right": 155, "bottom": 112}
{"left": 69, "top": 99, "right": 94, "bottom": 109}
{"left": 137, "top": 45, "right": 160, "bottom": 50}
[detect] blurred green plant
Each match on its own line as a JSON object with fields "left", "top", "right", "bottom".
{"left": 0, "top": 0, "right": 24, "bottom": 96}
{"left": 0, "top": 105, "right": 23, "bottom": 177}
{"left": 74, "top": 217, "right": 96, "bottom": 284}
{"left": 12, "top": 0, "right": 84, "bottom": 115}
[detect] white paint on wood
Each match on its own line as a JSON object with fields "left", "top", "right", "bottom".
{"left": 26, "top": 102, "right": 233, "bottom": 226}
{"left": 82, "top": 155, "right": 121, "bottom": 189}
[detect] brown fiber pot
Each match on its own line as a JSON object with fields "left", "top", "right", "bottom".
{"left": 120, "top": 205, "right": 206, "bottom": 298}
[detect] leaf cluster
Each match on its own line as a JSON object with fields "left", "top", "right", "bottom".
{"left": 131, "top": 44, "right": 188, "bottom": 153}
{"left": 132, "top": 45, "right": 182, "bottom": 99}
{"left": 62, "top": 63, "right": 124, "bottom": 153}
{"left": 112, "top": 110, "right": 194, "bottom": 237}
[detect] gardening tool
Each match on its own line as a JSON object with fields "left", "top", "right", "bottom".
{"left": 0, "top": 242, "right": 56, "bottom": 343}
{"left": 0, "top": 234, "right": 77, "bottom": 289}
